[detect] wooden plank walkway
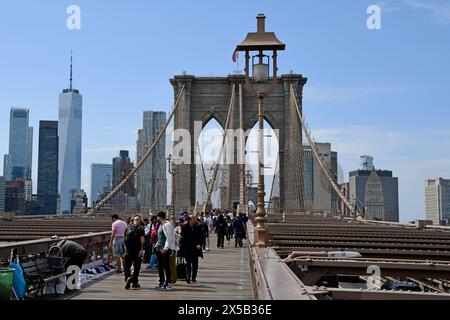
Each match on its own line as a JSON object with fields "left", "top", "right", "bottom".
{"left": 67, "top": 236, "right": 253, "bottom": 300}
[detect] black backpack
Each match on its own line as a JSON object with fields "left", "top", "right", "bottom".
{"left": 124, "top": 225, "right": 141, "bottom": 249}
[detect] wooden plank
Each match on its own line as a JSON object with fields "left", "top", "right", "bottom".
{"left": 67, "top": 236, "right": 253, "bottom": 300}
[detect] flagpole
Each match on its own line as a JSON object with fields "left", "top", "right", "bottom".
{"left": 237, "top": 54, "right": 240, "bottom": 74}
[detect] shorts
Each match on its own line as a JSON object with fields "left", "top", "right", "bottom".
{"left": 112, "top": 237, "right": 125, "bottom": 257}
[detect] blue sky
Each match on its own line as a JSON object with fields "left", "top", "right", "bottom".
{"left": 1, "top": 0, "right": 450, "bottom": 221}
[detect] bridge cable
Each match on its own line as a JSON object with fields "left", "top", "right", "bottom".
{"left": 289, "top": 83, "right": 362, "bottom": 218}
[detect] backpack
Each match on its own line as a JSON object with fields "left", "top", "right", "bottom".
{"left": 150, "top": 223, "right": 160, "bottom": 243}
{"left": 124, "top": 225, "right": 141, "bottom": 249}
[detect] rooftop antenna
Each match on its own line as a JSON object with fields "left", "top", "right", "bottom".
{"left": 70, "top": 50, "right": 73, "bottom": 90}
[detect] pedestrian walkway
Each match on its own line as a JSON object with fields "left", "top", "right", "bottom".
{"left": 67, "top": 235, "right": 253, "bottom": 300}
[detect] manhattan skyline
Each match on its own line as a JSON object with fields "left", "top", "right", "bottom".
{"left": 1, "top": 1, "right": 450, "bottom": 221}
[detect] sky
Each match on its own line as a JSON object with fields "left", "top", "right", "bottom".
{"left": 1, "top": 0, "right": 450, "bottom": 222}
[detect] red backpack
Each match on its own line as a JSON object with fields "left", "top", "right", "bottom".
{"left": 150, "top": 222, "right": 160, "bottom": 243}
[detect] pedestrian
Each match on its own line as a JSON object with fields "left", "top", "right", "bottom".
{"left": 199, "top": 215, "right": 209, "bottom": 252}
{"left": 154, "top": 211, "right": 176, "bottom": 290}
{"left": 240, "top": 212, "right": 248, "bottom": 240}
{"left": 174, "top": 217, "right": 184, "bottom": 252}
{"left": 123, "top": 215, "right": 146, "bottom": 289}
{"left": 109, "top": 213, "right": 128, "bottom": 273}
{"left": 215, "top": 214, "right": 227, "bottom": 249}
{"left": 233, "top": 215, "right": 245, "bottom": 248}
{"left": 205, "top": 213, "right": 213, "bottom": 238}
{"left": 147, "top": 215, "right": 159, "bottom": 269}
{"left": 143, "top": 216, "right": 152, "bottom": 264}
{"left": 179, "top": 215, "right": 205, "bottom": 283}
{"left": 56, "top": 239, "right": 88, "bottom": 269}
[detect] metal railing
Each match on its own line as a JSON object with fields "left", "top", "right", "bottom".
{"left": 0, "top": 231, "right": 111, "bottom": 263}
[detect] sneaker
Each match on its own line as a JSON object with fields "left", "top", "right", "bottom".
{"left": 125, "top": 277, "right": 132, "bottom": 290}
{"left": 155, "top": 284, "right": 164, "bottom": 289}
{"left": 164, "top": 283, "right": 173, "bottom": 290}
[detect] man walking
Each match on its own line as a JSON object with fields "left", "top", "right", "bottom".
{"left": 124, "top": 215, "right": 146, "bottom": 289}
{"left": 179, "top": 215, "right": 205, "bottom": 283}
{"left": 109, "top": 214, "right": 128, "bottom": 273}
{"left": 215, "top": 214, "right": 227, "bottom": 249}
{"left": 233, "top": 215, "right": 245, "bottom": 248}
{"left": 155, "top": 211, "right": 175, "bottom": 290}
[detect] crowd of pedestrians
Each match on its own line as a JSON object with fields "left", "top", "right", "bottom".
{"left": 108, "top": 209, "right": 248, "bottom": 291}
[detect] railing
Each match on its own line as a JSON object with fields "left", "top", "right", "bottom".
{"left": 0, "top": 231, "right": 112, "bottom": 264}
{"left": 246, "top": 221, "right": 316, "bottom": 300}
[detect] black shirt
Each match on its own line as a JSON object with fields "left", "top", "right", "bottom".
{"left": 57, "top": 240, "right": 87, "bottom": 259}
{"left": 124, "top": 224, "right": 145, "bottom": 253}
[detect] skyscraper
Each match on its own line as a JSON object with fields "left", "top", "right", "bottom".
{"left": 360, "top": 155, "right": 374, "bottom": 171}
{"left": 37, "top": 121, "right": 58, "bottom": 214}
{"left": 349, "top": 160, "right": 399, "bottom": 222}
{"left": 425, "top": 178, "right": 450, "bottom": 225}
{"left": 303, "top": 143, "right": 338, "bottom": 213}
{"left": 90, "top": 163, "right": 113, "bottom": 205}
{"left": 3, "top": 108, "right": 33, "bottom": 181}
{"left": 58, "top": 53, "right": 82, "bottom": 214}
{"left": 112, "top": 150, "right": 136, "bottom": 211}
{"left": 5, "top": 180, "right": 31, "bottom": 213}
{"left": 0, "top": 176, "right": 5, "bottom": 212}
{"left": 136, "top": 111, "right": 167, "bottom": 212}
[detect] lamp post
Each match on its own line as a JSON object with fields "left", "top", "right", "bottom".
{"left": 236, "top": 14, "right": 285, "bottom": 247}
{"left": 167, "top": 154, "right": 175, "bottom": 219}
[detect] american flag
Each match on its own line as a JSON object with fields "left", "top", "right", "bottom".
{"left": 232, "top": 49, "right": 238, "bottom": 62}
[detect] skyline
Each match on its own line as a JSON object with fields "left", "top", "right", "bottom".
{"left": 1, "top": 0, "right": 450, "bottom": 221}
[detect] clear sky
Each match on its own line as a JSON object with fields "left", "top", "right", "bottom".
{"left": 1, "top": 0, "right": 450, "bottom": 221}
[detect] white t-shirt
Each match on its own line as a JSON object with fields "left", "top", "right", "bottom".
{"left": 174, "top": 225, "right": 182, "bottom": 251}
{"left": 205, "top": 216, "right": 213, "bottom": 230}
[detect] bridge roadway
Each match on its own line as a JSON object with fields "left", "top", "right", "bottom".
{"left": 66, "top": 235, "right": 253, "bottom": 300}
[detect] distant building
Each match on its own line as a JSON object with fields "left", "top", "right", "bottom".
{"left": 3, "top": 155, "right": 11, "bottom": 182}
{"left": 349, "top": 166, "right": 399, "bottom": 222}
{"left": 0, "top": 176, "right": 5, "bottom": 212}
{"left": 71, "top": 189, "right": 88, "bottom": 214}
{"left": 37, "top": 121, "right": 58, "bottom": 214}
{"left": 360, "top": 155, "right": 374, "bottom": 171}
{"left": 5, "top": 180, "right": 31, "bottom": 213}
{"left": 58, "top": 54, "right": 82, "bottom": 214}
{"left": 303, "top": 143, "right": 338, "bottom": 214}
{"left": 3, "top": 108, "right": 33, "bottom": 181}
{"left": 425, "top": 178, "right": 450, "bottom": 225}
{"left": 90, "top": 163, "right": 113, "bottom": 206}
{"left": 112, "top": 150, "right": 136, "bottom": 211}
{"left": 136, "top": 111, "right": 167, "bottom": 212}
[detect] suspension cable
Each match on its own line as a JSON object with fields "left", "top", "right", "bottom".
{"left": 197, "top": 142, "right": 209, "bottom": 196}
{"left": 289, "top": 83, "right": 361, "bottom": 218}
{"left": 88, "top": 84, "right": 186, "bottom": 215}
